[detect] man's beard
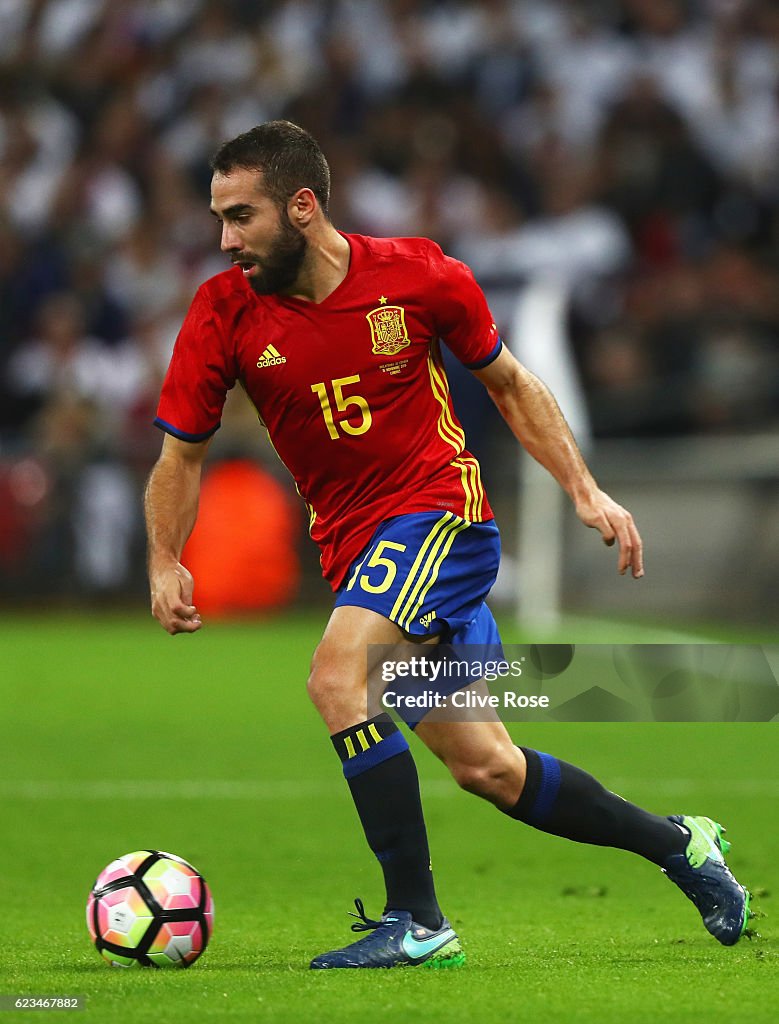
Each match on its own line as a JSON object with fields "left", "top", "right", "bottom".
{"left": 245, "top": 210, "right": 307, "bottom": 296}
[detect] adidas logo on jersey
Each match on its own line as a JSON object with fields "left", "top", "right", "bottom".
{"left": 420, "top": 610, "right": 437, "bottom": 628}
{"left": 257, "top": 344, "right": 286, "bottom": 367}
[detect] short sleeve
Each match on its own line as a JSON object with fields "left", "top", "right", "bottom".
{"left": 428, "top": 245, "right": 502, "bottom": 369}
{"left": 154, "top": 288, "right": 236, "bottom": 442}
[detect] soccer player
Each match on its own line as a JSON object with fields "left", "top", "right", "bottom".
{"left": 144, "top": 121, "right": 752, "bottom": 968}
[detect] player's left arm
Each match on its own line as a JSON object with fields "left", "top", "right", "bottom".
{"left": 473, "top": 345, "right": 644, "bottom": 578}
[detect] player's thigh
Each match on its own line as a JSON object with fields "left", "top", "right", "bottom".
{"left": 308, "top": 604, "right": 419, "bottom": 730}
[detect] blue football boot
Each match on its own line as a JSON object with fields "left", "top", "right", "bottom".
{"left": 663, "top": 815, "right": 753, "bottom": 946}
{"left": 310, "top": 898, "right": 465, "bottom": 969}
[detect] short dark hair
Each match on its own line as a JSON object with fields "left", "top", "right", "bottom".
{"left": 210, "top": 120, "right": 330, "bottom": 216}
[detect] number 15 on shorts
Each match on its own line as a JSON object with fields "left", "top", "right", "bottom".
{"left": 346, "top": 541, "right": 407, "bottom": 594}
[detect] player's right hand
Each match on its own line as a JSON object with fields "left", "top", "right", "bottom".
{"left": 149, "top": 561, "right": 203, "bottom": 635}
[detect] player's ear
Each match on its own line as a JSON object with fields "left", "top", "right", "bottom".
{"left": 288, "top": 188, "right": 317, "bottom": 228}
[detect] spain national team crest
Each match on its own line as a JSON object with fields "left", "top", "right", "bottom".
{"left": 366, "top": 304, "right": 411, "bottom": 356}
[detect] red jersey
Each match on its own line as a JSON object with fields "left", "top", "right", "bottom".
{"left": 155, "top": 234, "right": 502, "bottom": 590}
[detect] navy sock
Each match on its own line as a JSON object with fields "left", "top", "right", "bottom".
{"left": 331, "top": 714, "right": 443, "bottom": 930}
{"left": 505, "top": 747, "right": 688, "bottom": 866}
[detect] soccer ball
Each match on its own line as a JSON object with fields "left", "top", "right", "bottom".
{"left": 86, "top": 850, "right": 214, "bottom": 967}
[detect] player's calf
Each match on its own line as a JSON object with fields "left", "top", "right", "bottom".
{"left": 415, "top": 718, "right": 526, "bottom": 808}
{"left": 446, "top": 742, "right": 525, "bottom": 808}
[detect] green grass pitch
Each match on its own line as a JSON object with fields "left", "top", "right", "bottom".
{"left": 0, "top": 612, "right": 776, "bottom": 1023}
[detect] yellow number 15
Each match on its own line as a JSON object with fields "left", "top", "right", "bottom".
{"left": 311, "top": 375, "right": 372, "bottom": 440}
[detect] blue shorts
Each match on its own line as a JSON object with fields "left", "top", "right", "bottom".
{"left": 335, "top": 511, "right": 502, "bottom": 646}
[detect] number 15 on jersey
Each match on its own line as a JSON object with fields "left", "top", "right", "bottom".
{"left": 311, "top": 375, "right": 373, "bottom": 439}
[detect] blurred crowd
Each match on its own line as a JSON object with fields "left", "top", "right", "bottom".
{"left": 1, "top": 0, "right": 778, "bottom": 595}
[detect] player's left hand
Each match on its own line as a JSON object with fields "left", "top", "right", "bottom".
{"left": 574, "top": 490, "right": 644, "bottom": 578}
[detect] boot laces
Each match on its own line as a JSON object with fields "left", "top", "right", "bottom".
{"left": 348, "top": 897, "right": 391, "bottom": 933}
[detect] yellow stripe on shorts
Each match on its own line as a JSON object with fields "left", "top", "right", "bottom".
{"left": 396, "top": 516, "right": 468, "bottom": 631}
{"left": 401, "top": 519, "right": 471, "bottom": 630}
{"left": 389, "top": 513, "right": 454, "bottom": 622}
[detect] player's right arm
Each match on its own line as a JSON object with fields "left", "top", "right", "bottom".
{"left": 144, "top": 433, "right": 211, "bottom": 635}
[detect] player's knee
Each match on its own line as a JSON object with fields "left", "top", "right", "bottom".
{"left": 306, "top": 644, "right": 336, "bottom": 709}
{"left": 306, "top": 643, "right": 367, "bottom": 730}
{"left": 306, "top": 661, "right": 344, "bottom": 725}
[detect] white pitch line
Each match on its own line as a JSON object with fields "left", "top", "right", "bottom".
{"left": 0, "top": 779, "right": 339, "bottom": 800}
{"left": 0, "top": 778, "right": 458, "bottom": 800}
{"left": 0, "top": 778, "right": 778, "bottom": 800}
